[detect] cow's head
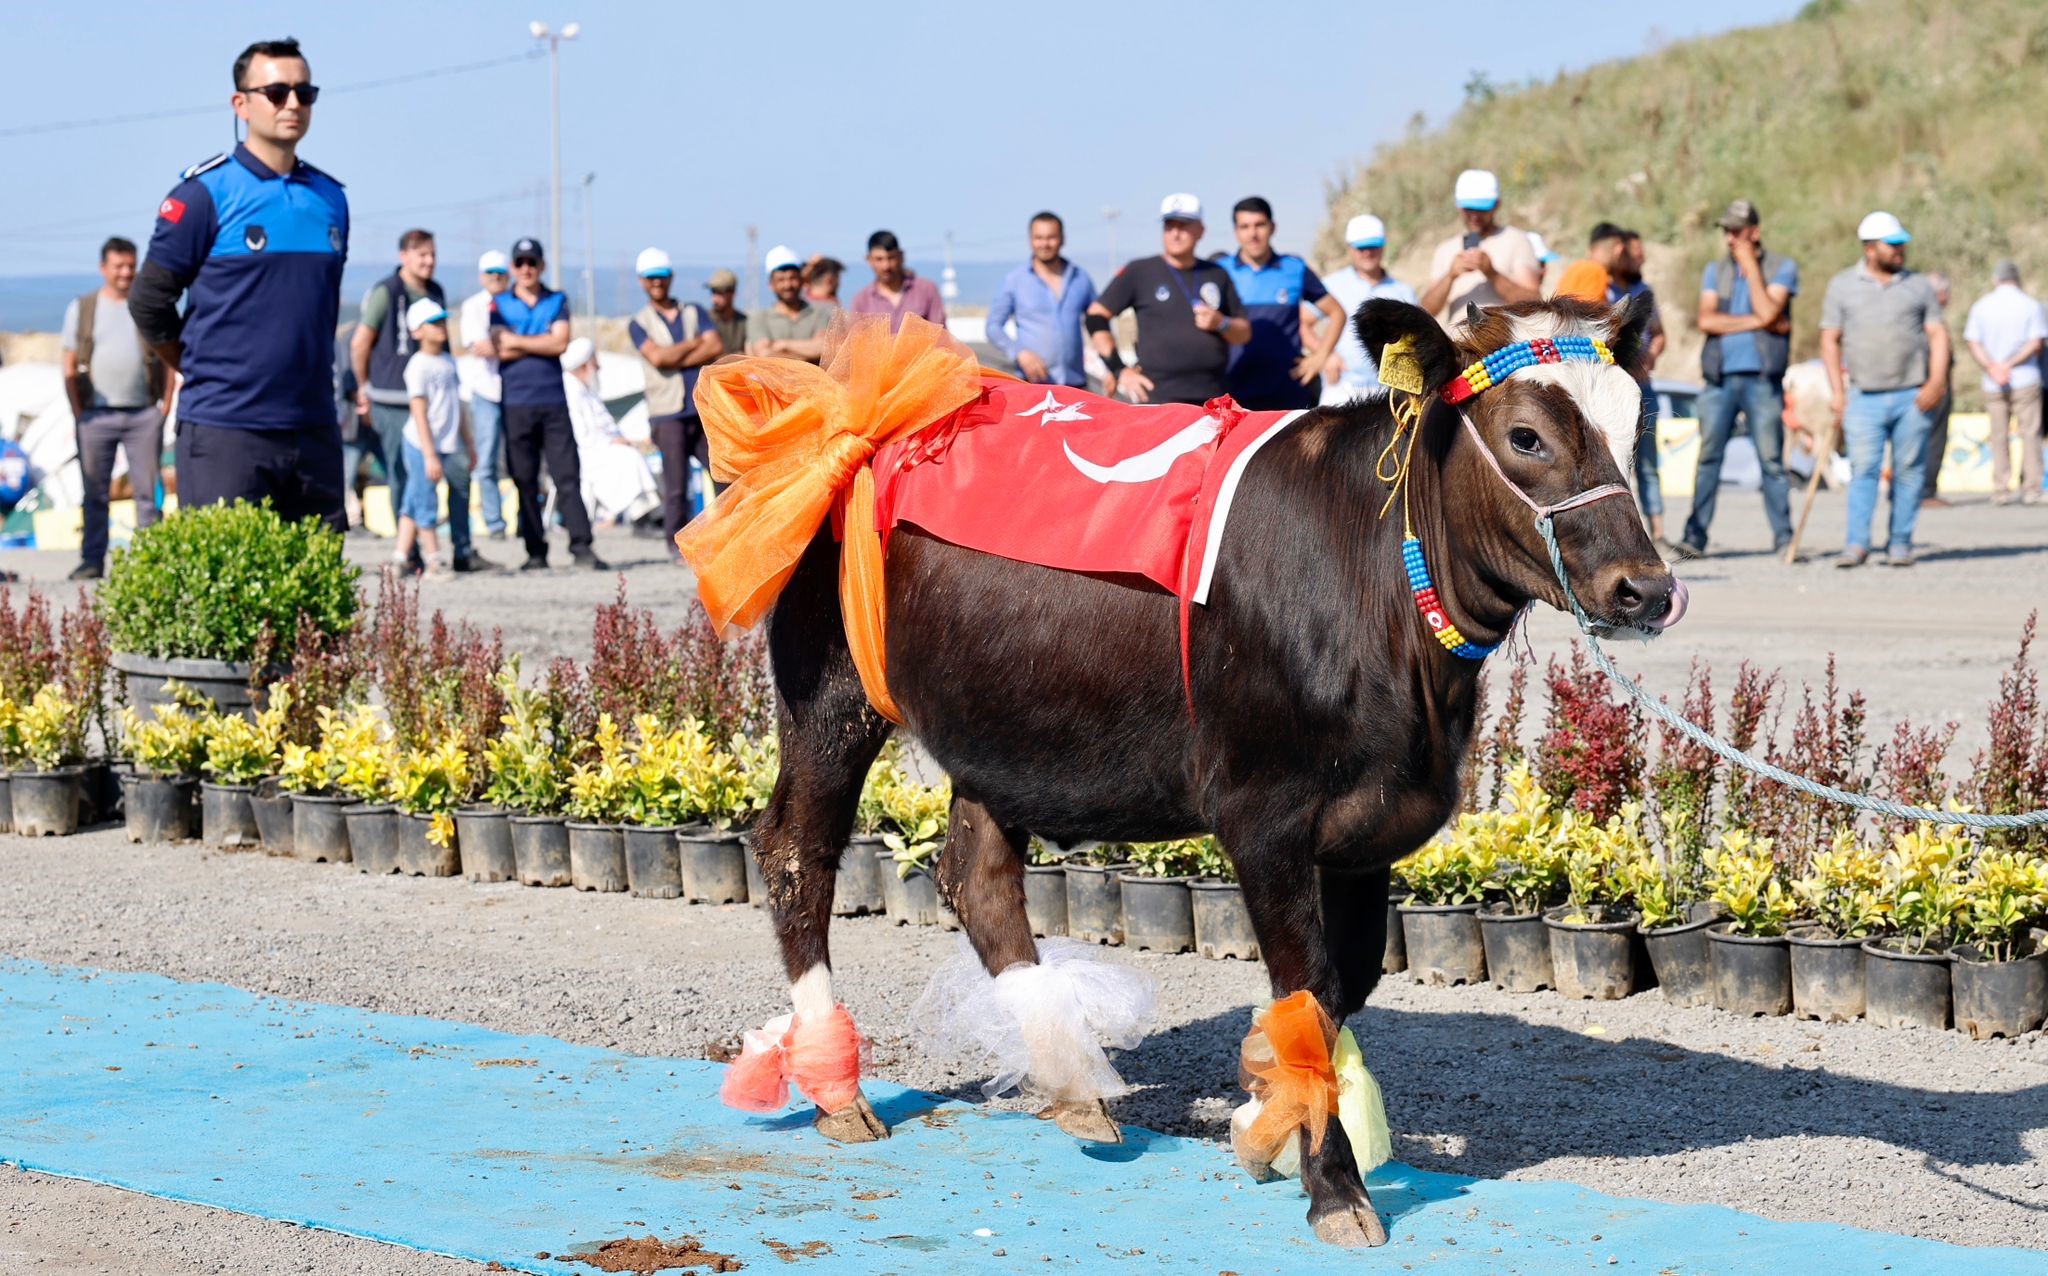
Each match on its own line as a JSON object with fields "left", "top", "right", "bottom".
{"left": 1354, "top": 296, "right": 1684, "bottom": 638}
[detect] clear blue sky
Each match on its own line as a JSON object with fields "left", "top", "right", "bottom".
{"left": 1, "top": 0, "right": 1802, "bottom": 285}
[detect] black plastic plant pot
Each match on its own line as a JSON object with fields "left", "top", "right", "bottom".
{"left": 1949, "top": 946, "right": 2047, "bottom": 1040}
{"left": 833, "top": 834, "right": 887, "bottom": 916}
{"left": 397, "top": 811, "right": 459, "bottom": 876}
{"left": 509, "top": 815, "right": 572, "bottom": 887}
{"left": 881, "top": 862, "right": 946, "bottom": 926}
{"left": 0, "top": 772, "right": 13, "bottom": 835}
{"left": 1398, "top": 902, "right": 1487, "bottom": 987}
{"left": 1190, "top": 878, "right": 1259, "bottom": 960}
{"left": 1545, "top": 907, "right": 1639, "bottom": 1000}
{"left": 343, "top": 803, "right": 400, "bottom": 875}
{"left": 1479, "top": 906, "right": 1554, "bottom": 993}
{"left": 249, "top": 779, "right": 295, "bottom": 857}
{"left": 10, "top": 767, "right": 85, "bottom": 837}
{"left": 127, "top": 775, "right": 198, "bottom": 844}
{"left": 1063, "top": 863, "right": 1129, "bottom": 945}
{"left": 1024, "top": 864, "right": 1070, "bottom": 939}
{"left": 453, "top": 806, "right": 515, "bottom": 883}
{"left": 621, "top": 825, "right": 682, "bottom": 898}
{"left": 1640, "top": 913, "right": 1716, "bottom": 1008}
{"left": 1119, "top": 874, "right": 1195, "bottom": 954}
{"left": 80, "top": 760, "right": 114, "bottom": 826}
{"left": 199, "top": 782, "right": 260, "bottom": 850}
{"left": 1788, "top": 927, "right": 1868, "bottom": 1023}
{"left": 1707, "top": 924, "right": 1792, "bottom": 1016}
{"left": 1861, "top": 938, "right": 1952, "bottom": 1030}
{"left": 290, "top": 794, "right": 353, "bottom": 863}
{"left": 678, "top": 829, "right": 748, "bottom": 903}
{"left": 1383, "top": 895, "right": 1409, "bottom": 975}
{"left": 566, "top": 822, "right": 628, "bottom": 892}
{"left": 744, "top": 839, "right": 767, "bottom": 907}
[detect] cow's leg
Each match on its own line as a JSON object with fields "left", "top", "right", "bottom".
{"left": 926, "top": 795, "right": 1150, "bottom": 1143}
{"left": 1320, "top": 865, "right": 1391, "bottom": 1020}
{"left": 736, "top": 535, "right": 893, "bottom": 1142}
{"left": 1224, "top": 819, "right": 1389, "bottom": 1249}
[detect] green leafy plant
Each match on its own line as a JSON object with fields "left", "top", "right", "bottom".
{"left": 722, "top": 731, "right": 778, "bottom": 830}
{"left": 1791, "top": 831, "right": 1887, "bottom": 940}
{"left": 100, "top": 500, "right": 359, "bottom": 663}
{"left": 565, "top": 713, "right": 632, "bottom": 823}
{"left": 1705, "top": 830, "right": 1794, "bottom": 937}
{"left": 16, "top": 685, "right": 90, "bottom": 770}
{"left": 480, "top": 661, "right": 567, "bottom": 815}
{"left": 873, "top": 761, "right": 951, "bottom": 879}
{"left": 123, "top": 701, "right": 210, "bottom": 778}
{"left": 1878, "top": 827, "right": 1969, "bottom": 954}
{"left": 1558, "top": 806, "right": 1646, "bottom": 924}
{"left": 391, "top": 735, "right": 475, "bottom": 847}
{"left": 1955, "top": 850, "right": 2048, "bottom": 963}
{"left": 320, "top": 703, "right": 396, "bottom": 803}
{"left": 1124, "top": 837, "right": 1210, "bottom": 879}
{"left": 1476, "top": 765, "right": 1571, "bottom": 913}
{"left": 1395, "top": 835, "right": 1492, "bottom": 907}
{"left": 1027, "top": 837, "right": 1064, "bottom": 867}
{"left": 200, "top": 713, "right": 277, "bottom": 786}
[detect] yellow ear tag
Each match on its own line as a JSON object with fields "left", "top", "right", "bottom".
{"left": 1377, "top": 334, "right": 1426, "bottom": 395}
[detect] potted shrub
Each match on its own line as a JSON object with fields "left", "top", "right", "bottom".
{"left": 197, "top": 710, "right": 272, "bottom": 849}
{"left": 12, "top": 686, "right": 93, "bottom": 836}
{"left": 1119, "top": 838, "right": 1203, "bottom": 953}
{"left": 1704, "top": 832, "right": 1795, "bottom": 1016}
{"left": 1022, "top": 838, "right": 1069, "bottom": 938}
{"left": 614, "top": 716, "right": 691, "bottom": 900}
{"left": 832, "top": 743, "right": 891, "bottom": 917}
{"left": 1544, "top": 808, "right": 1643, "bottom": 1000}
{"left": 732, "top": 732, "right": 778, "bottom": 908}
{"left": 1629, "top": 819, "right": 1716, "bottom": 1008}
{"left": 1864, "top": 829, "right": 1965, "bottom": 1030}
{"left": 482, "top": 673, "right": 570, "bottom": 887}
{"left": 1384, "top": 868, "right": 1408, "bottom": 976}
{"left": 244, "top": 685, "right": 298, "bottom": 856}
{"left": 119, "top": 700, "right": 207, "bottom": 843}
{"left": 879, "top": 766, "right": 952, "bottom": 927}
{"left": 1188, "top": 838, "right": 1258, "bottom": 961}
{"left": 101, "top": 501, "right": 359, "bottom": 719}
{"left": 277, "top": 735, "right": 350, "bottom": 863}
{"left": 0, "top": 697, "right": 21, "bottom": 834}
{"left": 676, "top": 727, "right": 754, "bottom": 904}
{"left": 1065, "top": 841, "right": 1130, "bottom": 945}
{"left": 563, "top": 714, "right": 631, "bottom": 892}
{"left": 328, "top": 704, "right": 400, "bottom": 875}
{"left": 1787, "top": 833, "right": 1885, "bottom": 1022}
{"left": 1949, "top": 850, "right": 2047, "bottom": 1039}
{"left": 391, "top": 736, "right": 472, "bottom": 877}
{"left": 1477, "top": 772, "right": 1568, "bottom": 992}
{"left": 1396, "top": 837, "right": 1491, "bottom": 986}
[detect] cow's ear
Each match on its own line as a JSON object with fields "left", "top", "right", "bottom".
{"left": 1354, "top": 299, "right": 1462, "bottom": 395}
{"left": 1606, "top": 291, "right": 1655, "bottom": 372}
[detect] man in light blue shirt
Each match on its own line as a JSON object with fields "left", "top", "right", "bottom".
{"left": 986, "top": 211, "right": 1097, "bottom": 387}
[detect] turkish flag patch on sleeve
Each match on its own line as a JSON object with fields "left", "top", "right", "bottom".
{"left": 158, "top": 197, "right": 185, "bottom": 224}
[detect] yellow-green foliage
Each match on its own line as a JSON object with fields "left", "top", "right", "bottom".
{"left": 1560, "top": 803, "right": 1649, "bottom": 923}
{"left": 480, "top": 665, "right": 565, "bottom": 815}
{"left": 1956, "top": 850, "right": 2048, "bottom": 962}
{"left": 320, "top": 704, "right": 397, "bottom": 803}
{"left": 1475, "top": 765, "right": 1573, "bottom": 913}
{"left": 1792, "top": 831, "right": 1887, "bottom": 940}
{"left": 565, "top": 713, "right": 631, "bottom": 823}
{"left": 16, "top": 686, "right": 89, "bottom": 771}
{"left": 1124, "top": 837, "right": 1214, "bottom": 880}
{"left": 201, "top": 713, "right": 275, "bottom": 786}
{"left": 870, "top": 751, "right": 951, "bottom": 878}
{"left": 1880, "top": 827, "right": 1972, "bottom": 953}
{"left": 392, "top": 735, "right": 474, "bottom": 847}
{"left": 1396, "top": 836, "right": 1492, "bottom": 908}
{"left": 124, "top": 703, "right": 209, "bottom": 778}
{"left": 1706, "top": 831, "right": 1794, "bottom": 937}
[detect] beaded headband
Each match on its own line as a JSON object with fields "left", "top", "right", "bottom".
{"left": 1440, "top": 335, "right": 1613, "bottom": 405}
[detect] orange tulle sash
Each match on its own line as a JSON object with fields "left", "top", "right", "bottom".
{"left": 676, "top": 314, "right": 986, "bottom": 723}
{"left": 718, "top": 1004, "right": 868, "bottom": 1116}
{"left": 1233, "top": 990, "right": 1341, "bottom": 1164}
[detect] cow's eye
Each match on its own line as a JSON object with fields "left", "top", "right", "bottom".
{"left": 1509, "top": 427, "right": 1543, "bottom": 456}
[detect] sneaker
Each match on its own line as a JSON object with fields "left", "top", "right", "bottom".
{"left": 422, "top": 563, "right": 456, "bottom": 582}
{"left": 487, "top": 528, "right": 509, "bottom": 541}
{"left": 571, "top": 550, "right": 612, "bottom": 572}
{"left": 519, "top": 556, "right": 550, "bottom": 573}
{"left": 1835, "top": 547, "right": 1869, "bottom": 570}
{"left": 452, "top": 551, "right": 497, "bottom": 574}
{"left": 1664, "top": 539, "right": 1705, "bottom": 561}
{"left": 67, "top": 562, "right": 103, "bottom": 581}
{"left": 1884, "top": 548, "right": 1917, "bottom": 567}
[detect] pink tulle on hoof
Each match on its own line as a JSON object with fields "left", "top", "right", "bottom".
{"left": 717, "top": 1006, "right": 868, "bottom": 1116}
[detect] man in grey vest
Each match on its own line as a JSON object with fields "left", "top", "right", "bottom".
{"left": 61, "top": 236, "right": 170, "bottom": 580}
{"left": 627, "top": 248, "right": 724, "bottom": 556}
{"left": 1676, "top": 199, "right": 1798, "bottom": 559}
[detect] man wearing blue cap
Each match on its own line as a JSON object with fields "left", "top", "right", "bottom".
{"left": 492, "top": 236, "right": 604, "bottom": 571}
{"left": 1820, "top": 211, "right": 1949, "bottom": 568}
{"left": 629, "top": 247, "right": 724, "bottom": 552}
{"left": 1320, "top": 213, "right": 1417, "bottom": 406}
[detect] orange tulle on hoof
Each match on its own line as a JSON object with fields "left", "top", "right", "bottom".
{"left": 1230, "top": 990, "right": 1340, "bottom": 1172}
{"left": 717, "top": 1005, "right": 870, "bottom": 1116}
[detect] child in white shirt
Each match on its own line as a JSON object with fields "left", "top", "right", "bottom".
{"left": 397, "top": 298, "right": 476, "bottom": 579}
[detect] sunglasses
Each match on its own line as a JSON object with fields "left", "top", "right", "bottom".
{"left": 241, "top": 82, "right": 320, "bottom": 107}
{"left": 512, "top": 257, "right": 543, "bottom": 269}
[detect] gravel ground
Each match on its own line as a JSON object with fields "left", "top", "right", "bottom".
{"left": 1, "top": 487, "right": 2045, "bottom": 1271}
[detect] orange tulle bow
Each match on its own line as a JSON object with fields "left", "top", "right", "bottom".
{"left": 717, "top": 1004, "right": 868, "bottom": 1116}
{"left": 1235, "top": 990, "right": 1341, "bottom": 1163}
{"left": 676, "top": 313, "right": 986, "bottom": 723}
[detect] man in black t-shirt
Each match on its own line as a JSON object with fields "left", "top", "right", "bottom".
{"left": 1087, "top": 193, "right": 1249, "bottom": 404}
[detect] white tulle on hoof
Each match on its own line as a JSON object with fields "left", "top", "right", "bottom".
{"left": 912, "top": 936, "right": 1157, "bottom": 1104}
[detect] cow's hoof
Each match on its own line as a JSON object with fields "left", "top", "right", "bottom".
{"left": 1309, "top": 1199, "right": 1389, "bottom": 1248}
{"left": 1041, "top": 1098, "right": 1121, "bottom": 1144}
{"left": 813, "top": 1092, "right": 889, "bottom": 1143}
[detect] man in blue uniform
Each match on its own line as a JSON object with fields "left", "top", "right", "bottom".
{"left": 492, "top": 237, "right": 605, "bottom": 572}
{"left": 130, "top": 37, "right": 349, "bottom": 530}
{"left": 1214, "top": 197, "right": 1344, "bottom": 411}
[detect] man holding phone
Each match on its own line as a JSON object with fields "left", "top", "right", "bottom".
{"left": 1418, "top": 169, "right": 1542, "bottom": 327}
{"left": 1086, "top": 193, "right": 1249, "bottom": 405}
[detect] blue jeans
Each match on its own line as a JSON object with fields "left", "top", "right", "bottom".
{"left": 372, "top": 401, "right": 472, "bottom": 557}
{"left": 397, "top": 440, "right": 443, "bottom": 527}
{"left": 1842, "top": 387, "right": 1933, "bottom": 553}
{"left": 1633, "top": 382, "right": 1663, "bottom": 518}
{"left": 1684, "top": 372, "right": 1792, "bottom": 549}
{"left": 469, "top": 395, "right": 506, "bottom": 534}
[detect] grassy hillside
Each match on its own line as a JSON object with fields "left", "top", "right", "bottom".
{"left": 1321, "top": 0, "right": 2048, "bottom": 401}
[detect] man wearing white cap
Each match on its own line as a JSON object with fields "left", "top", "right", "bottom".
{"left": 1819, "top": 211, "right": 1949, "bottom": 567}
{"left": 1320, "top": 213, "right": 1418, "bottom": 405}
{"left": 746, "top": 245, "right": 835, "bottom": 364}
{"left": 1085, "top": 193, "right": 1248, "bottom": 405}
{"left": 561, "top": 337, "right": 660, "bottom": 527}
{"left": 629, "top": 247, "right": 724, "bottom": 554}
{"left": 458, "top": 250, "right": 512, "bottom": 541}
{"left": 1418, "top": 169, "right": 1541, "bottom": 325}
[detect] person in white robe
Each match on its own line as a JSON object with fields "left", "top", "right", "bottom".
{"left": 560, "top": 338, "right": 660, "bottom": 525}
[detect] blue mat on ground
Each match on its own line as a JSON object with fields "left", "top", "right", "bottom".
{"left": 0, "top": 959, "right": 2040, "bottom": 1274}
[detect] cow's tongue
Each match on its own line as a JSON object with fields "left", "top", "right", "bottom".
{"left": 1651, "top": 577, "right": 1690, "bottom": 630}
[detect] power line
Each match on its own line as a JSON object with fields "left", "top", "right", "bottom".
{"left": 0, "top": 49, "right": 542, "bottom": 140}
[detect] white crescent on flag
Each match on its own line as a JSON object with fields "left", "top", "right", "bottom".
{"left": 1062, "top": 417, "right": 1221, "bottom": 484}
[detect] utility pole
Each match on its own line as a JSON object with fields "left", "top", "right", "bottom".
{"left": 1103, "top": 205, "right": 1121, "bottom": 279}
{"left": 529, "top": 20, "right": 580, "bottom": 290}
{"left": 579, "top": 172, "right": 597, "bottom": 320}
{"left": 744, "top": 224, "right": 760, "bottom": 316}
{"left": 941, "top": 230, "right": 959, "bottom": 302}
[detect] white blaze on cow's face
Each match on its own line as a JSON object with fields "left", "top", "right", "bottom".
{"left": 1496, "top": 312, "right": 1642, "bottom": 477}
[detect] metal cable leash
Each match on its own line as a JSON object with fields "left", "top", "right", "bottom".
{"left": 1534, "top": 517, "right": 2048, "bottom": 832}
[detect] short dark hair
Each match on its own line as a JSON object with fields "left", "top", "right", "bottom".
{"left": 398, "top": 228, "right": 434, "bottom": 251}
{"left": 233, "top": 38, "right": 305, "bottom": 90}
{"left": 1029, "top": 210, "right": 1064, "bottom": 232}
{"left": 1232, "top": 196, "right": 1274, "bottom": 222}
{"left": 1589, "top": 221, "right": 1628, "bottom": 247}
{"left": 100, "top": 237, "right": 137, "bottom": 261}
{"left": 1623, "top": 229, "right": 1644, "bottom": 244}
{"left": 866, "top": 230, "right": 900, "bottom": 254}
{"left": 804, "top": 257, "right": 844, "bottom": 284}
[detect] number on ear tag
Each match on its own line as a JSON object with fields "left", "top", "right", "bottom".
{"left": 1377, "top": 334, "right": 1426, "bottom": 395}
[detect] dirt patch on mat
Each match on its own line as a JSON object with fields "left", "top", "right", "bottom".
{"left": 762, "top": 1239, "right": 831, "bottom": 1262}
{"left": 566, "top": 1234, "right": 741, "bottom": 1273}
